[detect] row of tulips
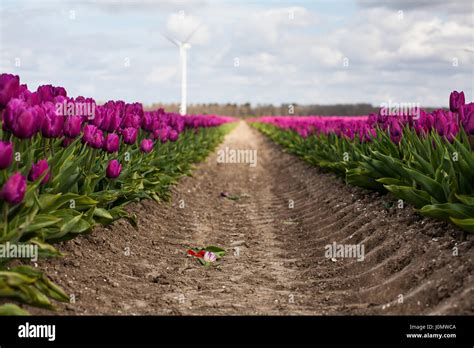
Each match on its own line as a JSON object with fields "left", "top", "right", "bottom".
{"left": 250, "top": 91, "right": 474, "bottom": 234}
{"left": 0, "top": 73, "right": 234, "bottom": 314}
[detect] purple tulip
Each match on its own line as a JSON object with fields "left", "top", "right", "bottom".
{"left": 106, "top": 159, "right": 122, "bottom": 179}
{"left": 122, "top": 127, "right": 138, "bottom": 145}
{"left": 153, "top": 127, "right": 169, "bottom": 143}
{"left": 169, "top": 129, "right": 179, "bottom": 142}
{"left": 0, "top": 172, "right": 26, "bottom": 205}
{"left": 100, "top": 108, "right": 121, "bottom": 132}
{"left": 388, "top": 118, "right": 403, "bottom": 144}
{"left": 0, "top": 74, "right": 20, "bottom": 108}
{"left": 121, "top": 112, "right": 141, "bottom": 129}
{"left": 90, "top": 129, "right": 105, "bottom": 149}
{"left": 433, "top": 110, "right": 458, "bottom": 140}
{"left": 140, "top": 139, "right": 154, "bottom": 153}
{"left": 82, "top": 124, "right": 98, "bottom": 145}
{"left": 104, "top": 133, "right": 120, "bottom": 153}
{"left": 63, "top": 116, "right": 82, "bottom": 138}
{"left": 21, "top": 90, "right": 41, "bottom": 106}
{"left": 11, "top": 105, "right": 39, "bottom": 139}
{"left": 449, "top": 91, "right": 465, "bottom": 113}
{"left": 460, "top": 103, "right": 474, "bottom": 135}
{"left": 41, "top": 105, "right": 65, "bottom": 138}
{"left": 37, "top": 85, "right": 55, "bottom": 103}
{"left": 3, "top": 98, "right": 27, "bottom": 132}
{"left": 28, "top": 159, "right": 50, "bottom": 184}
{"left": 0, "top": 141, "right": 13, "bottom": 169}
{"left": 141, "top": 112, "right": 153, "bottom": 132}
{"left": 37, "top": 85, "right": 66, "bottom": 103}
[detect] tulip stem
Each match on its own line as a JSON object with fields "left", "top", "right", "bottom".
{"left": 2, "top": 203, "right": 8, "bottom": 240}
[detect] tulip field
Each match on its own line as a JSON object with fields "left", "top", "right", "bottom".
{"left": 0, "top": 73, "right": 234, "bottom": 314}
{"left": 0, "top": 72, "right": 472, "bottom": 317}
{"left": 250, "top": 91, "right": 474, "bottom": 234}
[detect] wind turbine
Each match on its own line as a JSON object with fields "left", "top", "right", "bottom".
{"left": 163, "top": 26, "right": 200, "bottom": 115}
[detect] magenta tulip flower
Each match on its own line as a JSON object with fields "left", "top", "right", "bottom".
{"left": 41, "top": 105, "right": 65, "bottom": 138}
{"left": 3, "top": 98, "right": 26, "bottom": 133}
{"left": 0, "top": 172, "right": 26, "bottom": 205}
{"left": 122, "top": 127, "right": 138, "bottom": 145}
{"left": 140, "top": 139, "right": 154, "bottom": 153}
{"left": 169, "top": 129, "right": 179, "bottom": 142}
{"left": 106, "top": 159, "right": 122, "bottom": 179}
{"left": 90, "top": 129, "right": 105, "bottom": 149}
{"left": 104, "top": 133, "right": 120, "bottom": 153}
{"left": 63, "top": 116, "right": 82, "bottom": 138}
{"left": 37, "top": 85, "right": 55, "bottom": 103}
{"left": 141, "top": 113, "right": 153, "bottom": 132}
{"left": 153, "top": 127, "right": 169, "bottom": 143}
{"left": 0, "top": 74, "right": 20, "bottom": 108}
{"left": 100, "top": 108, "right": 121, "bottom": 132}
{"left": 82, "top": 124, "right": 104, "bottom": 148}
{"left": 82, "top": 124, "right": 98, "bottom": 145}
{"left": 460, "top": 103, "right": 474, "bottom": 135}
{"left": 0, "top": 141, "right": 13, "bottom": 169}
{"left": 449, "top": 91, "right": 465, "bottom": 113}
{"left": 388, "top": 118, "right": 403, "bottom": 144}
{"left": 11, "top": 105, "right": 39, "bottom": 139}
{"left": 28, "top": 159, "right": 50, "bottom": 184}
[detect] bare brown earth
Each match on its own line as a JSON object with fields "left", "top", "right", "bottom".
{"left": 28, "top": 121, "right": 472, "bottom": 315}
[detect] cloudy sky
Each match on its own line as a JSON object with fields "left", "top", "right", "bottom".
{"left": 0, "top": 0, "right": 472, "bottom": 107}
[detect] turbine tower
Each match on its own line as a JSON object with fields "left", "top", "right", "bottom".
{"left": 163, "top": 26, "right": 200, "bottom": 116}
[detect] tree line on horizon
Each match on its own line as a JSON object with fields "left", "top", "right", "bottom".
{"left": 145, "top": 102, "right": 381, "bottom": 118}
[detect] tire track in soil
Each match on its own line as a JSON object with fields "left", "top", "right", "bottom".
{"left": 28, "top": 121, "right": 473, "bottom": 315}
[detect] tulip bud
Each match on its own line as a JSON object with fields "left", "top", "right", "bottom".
{"left": 90, "top": 129, "right": 105, "bottom": 149}
{"left": 28, "top": 159, "right": 50, "bottom": 184}
{"left": 42, "top": 104, "right": 65, "bottom": 138}
{"left": 122, "top": 127, "right": 138, "bottom": 145}
{"left": 11, "top": 104, "right": 39, "bottom": 139}
{"left": 168, "top": 129, "right": 179, "bottom": 142}
{"left": 0, "top": 172, "right": 26, "bottom": 205}
{"left": 37, "top": 85, "right": 55, "bottom": 103}
{"left": 460, "top": 103, "right": 474, "bottom": 135}
{"left": 388, "top": 118, "right": 403, "bottom": 144}
{"left": 153, "top": 127, "right": 169, "bottom": 143}
{"left": 82, "top": 124, "right": 98, "bottom": 145}
{"left": 140, "top": 139, "right": 154, "bottom": 153}
{"left": 63, "top": 116, "right": 82, "bottom": 138}
{"left": 106, "top": 159, "right": 122, "bottom": 179}
{"left": 3, "top": 98, "right": 27, "bottom": 132}
{"left": 104, "top": 133, "right": 120, "bottom": 153}
{"left": 0, "top": 73, "right": 20, "bottom": 108}
{"left": 0, "top": 141, "right": 13, "bottom": 169}
{"left": 449, "top": 91, "right": 465, "bottom": 113}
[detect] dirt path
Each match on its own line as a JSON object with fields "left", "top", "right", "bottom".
{"left": 30, "top": 121, "right": 473, "bottom": 315}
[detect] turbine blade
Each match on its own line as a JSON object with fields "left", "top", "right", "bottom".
{"left": 183, "top": 24, "right": 201, "bottom": 44}
{"left": 161, "top": 32, "right": 181, "bottom": 47}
